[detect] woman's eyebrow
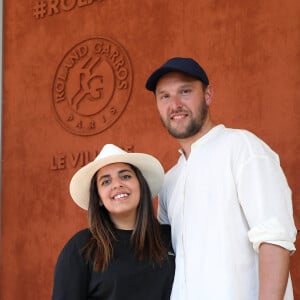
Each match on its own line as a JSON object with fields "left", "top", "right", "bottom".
{"left": 118, "top": 169, "right": 133, "bottom": 175}
{"left": 98, "top": 174, "right": 110, "bottom": 181}
{"left": 98, "top": 168, "right": 133, "bottom": 180}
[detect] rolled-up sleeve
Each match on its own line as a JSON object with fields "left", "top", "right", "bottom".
{"left": 248, "top": 217, "right": 296, "bottom": 253}
{"left": 237, "top": 153, "right": 297, "bottom": 254}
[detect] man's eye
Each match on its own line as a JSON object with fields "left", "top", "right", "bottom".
{"left": 181, "top": 89, "right": 191, "bottom": 95}
{"left": 160, "top": 94, "right": 169, "bottom": 100}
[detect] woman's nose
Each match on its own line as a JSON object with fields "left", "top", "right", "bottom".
{"left": 112, "top": 178, "right": 123, "bottom": 189}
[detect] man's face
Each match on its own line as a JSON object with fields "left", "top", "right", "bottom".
{"left": 155, "top": 72, "right": 209, "bottom": 139}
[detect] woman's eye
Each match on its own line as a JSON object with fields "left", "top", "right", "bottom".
{"left": 101, "top": 179, "right": 111, "bottom": 186}
{"left": 121, "top": 174, "right": 132, "bottom": 180}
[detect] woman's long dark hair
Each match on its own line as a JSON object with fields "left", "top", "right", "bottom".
{"left": 82, "top": 163, "right": 166, "bottom": 272}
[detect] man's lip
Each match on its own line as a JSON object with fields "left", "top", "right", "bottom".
{"left": 170, "top": 112, "right": 188, "bottom": 120}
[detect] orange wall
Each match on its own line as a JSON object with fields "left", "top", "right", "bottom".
{"left": 1, "top": 1, "right": 299, "bottom": 299}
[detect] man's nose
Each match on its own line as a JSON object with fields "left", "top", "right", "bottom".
{"left": 169, "top": 95, "right": 183, "bottom": 109}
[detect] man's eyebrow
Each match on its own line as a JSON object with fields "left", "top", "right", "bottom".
{"left": 156, "top": 83, "right": 194, "bottom": 95}
{"left": 178, "top": 83, "right": 194, "bottom": 88}
{"left": 156, "top": 89, "right": 168, "bottom": 96}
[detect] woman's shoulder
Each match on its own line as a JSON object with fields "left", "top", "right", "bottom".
{"left": 159, "top": 223, "right": 171, "bottom": 231}
{"left": 61, "top": 228, "right": 92, "bottom": 253}
{"left": 159, "top": 224, "right": 175, "bottom": 256}
{"left": 69, "top": 227, "right": 91, "bottom": 241}
{"left": 53, "top": 229, "right": 92, "bottom": 293}
{"left": 159, "top": 224, "right": 171, "bottom": 239}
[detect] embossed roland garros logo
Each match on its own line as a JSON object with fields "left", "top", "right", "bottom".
{"left": 52, "top": 37, "right": 133, "bottom": 136}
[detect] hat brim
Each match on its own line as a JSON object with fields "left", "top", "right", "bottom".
{"left": 69, "top": 153, "right": 164, "bottom": 210}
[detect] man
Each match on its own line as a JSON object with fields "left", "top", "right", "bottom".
{"left": 145, "top": 57, "right": 297, "bottom": 300}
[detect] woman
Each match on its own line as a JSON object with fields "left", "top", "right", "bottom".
{"left": 52, "top": 144, "right": 175, "bottom": 300}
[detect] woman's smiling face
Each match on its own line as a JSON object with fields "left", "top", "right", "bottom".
{"left": 96, "top": 162, "right": 140, "bottom": 229}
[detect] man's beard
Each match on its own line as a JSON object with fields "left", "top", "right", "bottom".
{"left": 160, "top": 100, "right": 208, "bottom": 139}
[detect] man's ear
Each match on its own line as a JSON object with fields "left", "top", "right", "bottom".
{"left": 204, "top": 85, "right": 213, "bottom": 106}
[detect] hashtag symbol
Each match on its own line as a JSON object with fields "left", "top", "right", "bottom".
{"left": 32, "top": 1, "right": 47, "bottom": 19}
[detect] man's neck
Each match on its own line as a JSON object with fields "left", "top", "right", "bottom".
{"left": 179, "top": 119, "right": 216, "bottom": 158}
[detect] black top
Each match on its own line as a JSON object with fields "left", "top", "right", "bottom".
{"left": 52, "top": 225, "right": 175, "bottom": 300}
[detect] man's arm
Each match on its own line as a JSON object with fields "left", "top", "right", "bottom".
{"left": 259, "top": 242, "right": 290, "bottom": 300}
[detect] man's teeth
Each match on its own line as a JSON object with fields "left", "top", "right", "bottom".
{"left": 172, "top": 115, "right": 185, "bottom": 120}
{"left": 114, "top": 193, "right": 128, "bottom": 200}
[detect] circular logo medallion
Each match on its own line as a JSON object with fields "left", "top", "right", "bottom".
{"left": 52, "top": 37, "right": 133, "bottom": 135}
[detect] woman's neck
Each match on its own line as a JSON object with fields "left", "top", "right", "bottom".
{"left": 110, "top": 213, "right": 136, "bottom": 230}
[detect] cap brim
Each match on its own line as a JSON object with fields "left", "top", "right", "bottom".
{"left": 145, "top": 67, "right": 180, "bottom": 91}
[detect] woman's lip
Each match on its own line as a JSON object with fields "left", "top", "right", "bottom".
{"left": 112, "top": 193, "right": 129, "bottom": 200}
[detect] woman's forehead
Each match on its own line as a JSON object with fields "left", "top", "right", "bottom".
{"left": 97, "top": 162, "right": 132, "bottom": 176}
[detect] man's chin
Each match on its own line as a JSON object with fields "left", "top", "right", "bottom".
{"left": 168, "top": 129, "right": 192, "bottom": 139}
{"left": 167, "top": 124, "right": 202, "bottom": 139}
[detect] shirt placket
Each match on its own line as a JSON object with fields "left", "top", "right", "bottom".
{"left": 181, "top": 160, "right": 188, "bottom": 298}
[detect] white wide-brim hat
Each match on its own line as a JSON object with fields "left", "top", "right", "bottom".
{"left": 70, "top": 144, "right": 165, "bottom": 210}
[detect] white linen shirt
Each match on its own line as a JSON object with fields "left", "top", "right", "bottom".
{"left": 158, "top": 125, "right": 297, "bottom": 300}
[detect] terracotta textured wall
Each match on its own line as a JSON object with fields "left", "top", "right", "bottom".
{"left": 1, "top": 1, "right": 299, "bottom": 299}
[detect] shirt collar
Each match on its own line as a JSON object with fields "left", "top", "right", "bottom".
{"left": 178, "top": 124, "right": 225, "bottom": 155}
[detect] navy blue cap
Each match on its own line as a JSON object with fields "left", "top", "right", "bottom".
{"left": 145, "top": 57, "right": 209, "bottom": 92}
